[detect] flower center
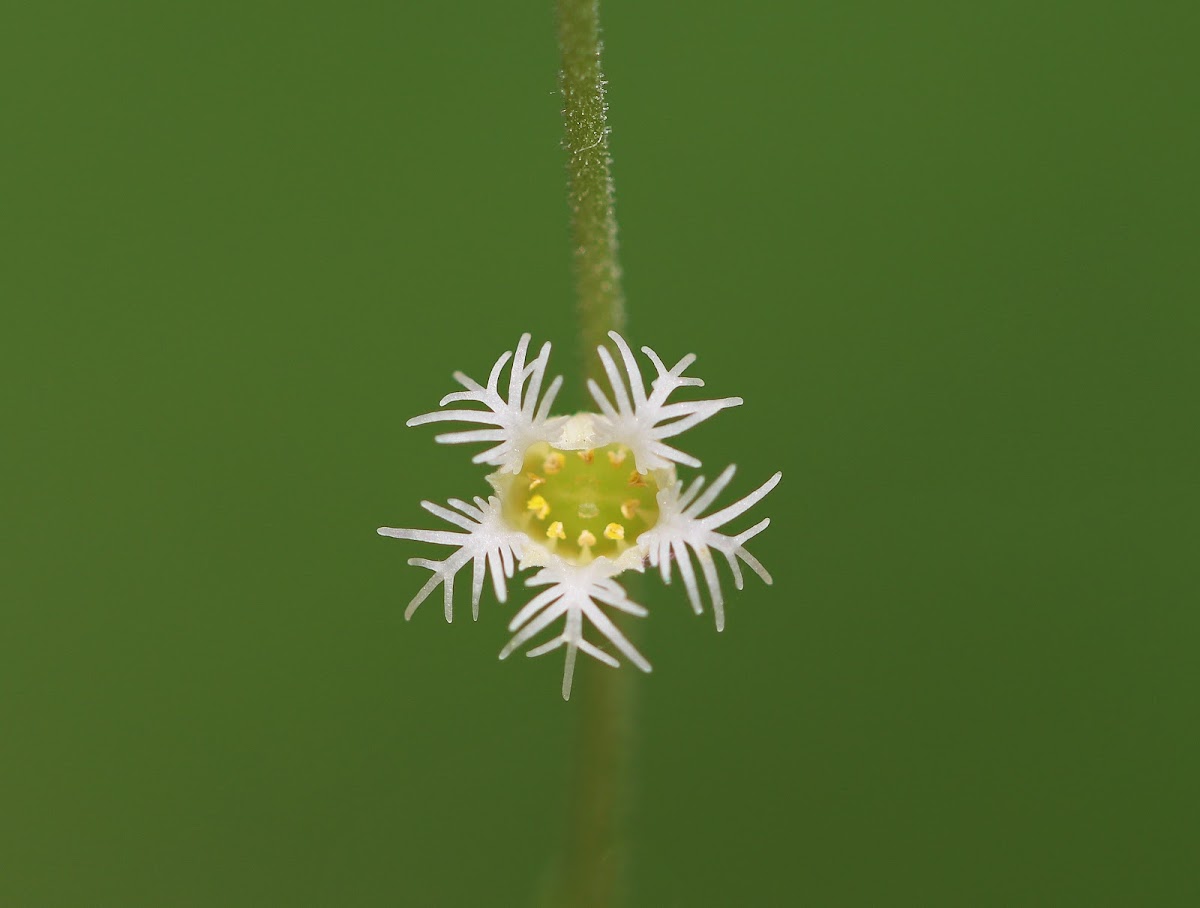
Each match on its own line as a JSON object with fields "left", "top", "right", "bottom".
{"left": 503, "top": 442, "right": 660, "bottom": 563}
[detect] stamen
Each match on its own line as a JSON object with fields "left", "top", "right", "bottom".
{"left": 503, "top": 441, "right": 661, "bottom": 563}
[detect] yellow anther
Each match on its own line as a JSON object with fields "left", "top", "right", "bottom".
{"left": 504, "top": 441, "right": 664, "bottom": 564}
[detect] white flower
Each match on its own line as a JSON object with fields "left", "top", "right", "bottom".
{"left": 379, "top": 332, "right": 781, "bottom": 698}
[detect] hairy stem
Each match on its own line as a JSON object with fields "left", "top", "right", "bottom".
{"left": 558, "top": 0, "right": 626, "bottom": 382}
{"left": 553, "top": 3, "right": 635, "bottom": 908}
{"left": 552, "top": 659, "right": 636, "bottom": 908}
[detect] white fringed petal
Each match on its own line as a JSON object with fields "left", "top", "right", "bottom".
{"left": 377, "top": 496, "right": 527, "bottom": 622}
{"left": 498, "top": 557, "right": 651, "bottom": 700}
{"left": 407, "top": 334, "right": 566, "bottom": 473}
{"left": 639, "top": 466, "right": 781, "bottom": 632}
{"left": 587, "top": 331, "right": 743, "bottom": 473}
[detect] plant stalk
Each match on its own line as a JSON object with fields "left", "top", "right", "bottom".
{"left": 558, "top": 0, "right": 626, "bottom": 379}
{"left": 553, "top": 2, "right": 635, "bottom": 907}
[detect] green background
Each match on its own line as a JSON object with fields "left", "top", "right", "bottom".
{"left": 4, "top": 1, "right": 1196, "bottom": 905}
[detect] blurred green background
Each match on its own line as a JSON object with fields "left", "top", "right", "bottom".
{"left": 3, "top": 1, "right": 1197, "bottom": 905}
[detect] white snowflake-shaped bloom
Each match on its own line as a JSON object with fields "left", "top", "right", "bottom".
{"left": 378, "top": 333, "right": 782, "bottom": 699}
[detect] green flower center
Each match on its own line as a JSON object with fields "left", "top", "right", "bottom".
{"left": 503, "top": 442, "right": 660, "bottom": 563}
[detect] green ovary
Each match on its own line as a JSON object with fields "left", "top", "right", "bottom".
{"left": 503, "top": 442, "right": 660, "bottom": 563}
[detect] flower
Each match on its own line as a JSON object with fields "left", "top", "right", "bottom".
{"left": 378, "top": 332, "right": 782, "bottom": 698}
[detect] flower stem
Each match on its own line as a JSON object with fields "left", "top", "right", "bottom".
{"left": 552, "top": 3, "right": 635, "bottom": 907}
{"left": 558, "top": 0, "right": 626, "bottom": 381}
